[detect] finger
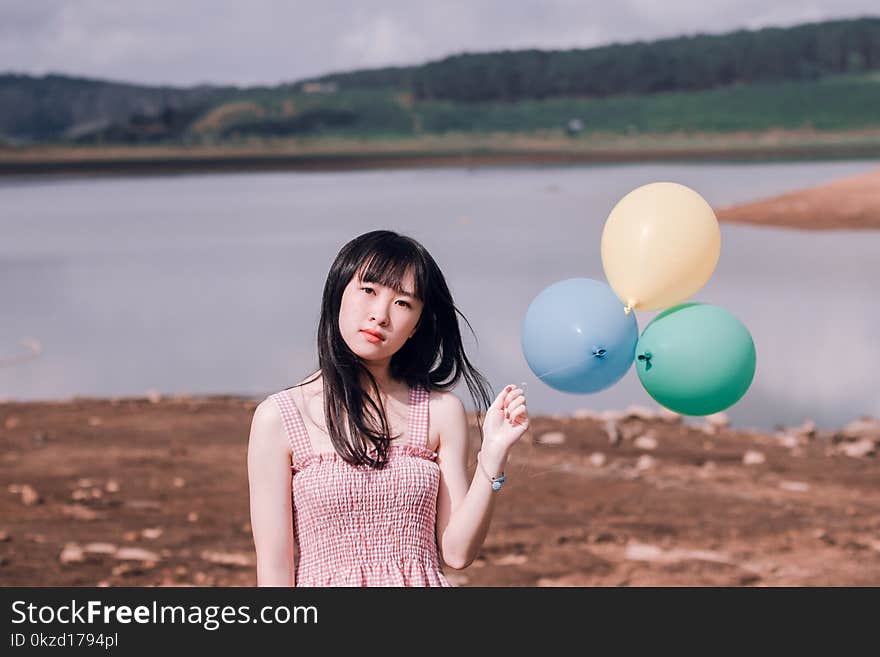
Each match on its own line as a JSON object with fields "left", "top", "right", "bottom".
{"left": 509, "top": 406, "right": 528, "bottom": 424}
{"left": 502, "top": 387, "right": 523, "bottom": 409}
{"left": 504, "top": 395, "right": 525, "bottom": 416}
{"left": 491, "top": 385, "right": 514, "bottom": 411}
{"left": 504, "top": 404, "right": 528, "bottom": 419}
{"left": 504, "top": 397, "right": 525, "bottom": 416}
{"left": 500, "top": 385, "right": 518, "bottom": 408}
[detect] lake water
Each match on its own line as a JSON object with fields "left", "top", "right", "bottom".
{"left": 2, "top": 159, "right": 879, "bottom": 430}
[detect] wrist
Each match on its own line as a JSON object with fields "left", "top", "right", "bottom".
{"left": 478, "top": 448, "right": 507, "bottom": 474}
{"left": 476, "top": 450, "right": 507, "bottom": 491}
{"left": 479, "top": 441, "right": 509, "bottom": 464}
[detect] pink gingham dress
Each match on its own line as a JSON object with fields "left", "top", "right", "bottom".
{"left": 269, "top": 384, "right": 453, "bottom": 587}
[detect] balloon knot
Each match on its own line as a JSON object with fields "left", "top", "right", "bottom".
{"left": 592, "top": 347, "right": 607, "bottom": 359}
{"left": 637, "top": 352, "right": 653, "bottom": 371}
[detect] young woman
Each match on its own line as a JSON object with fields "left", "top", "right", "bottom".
{"left": 247, "top": 230, "right": 529, "bottom": 586}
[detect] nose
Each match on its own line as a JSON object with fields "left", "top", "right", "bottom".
{"left": 369, "top": 298, "right": 391, "bottom": 326}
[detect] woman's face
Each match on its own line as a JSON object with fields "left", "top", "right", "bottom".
{"left": 338, "top": 268, "right": 424, "bottom": 361}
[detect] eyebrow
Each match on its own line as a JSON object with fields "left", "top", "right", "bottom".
{"left": 360, "top": 277, "right": 416, "bottom": 299}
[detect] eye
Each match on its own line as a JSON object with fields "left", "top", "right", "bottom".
{"left": 396, "top": 300, "right": 411, "bottom": 308}
{"left": 361, "top": 287, "right": 374, "bottom": 294}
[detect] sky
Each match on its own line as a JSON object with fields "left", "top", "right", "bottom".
{"left": 1, "top": 1, "right": 877, "bottom": 88}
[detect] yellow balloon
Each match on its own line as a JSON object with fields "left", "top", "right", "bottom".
{"left": 601, "top": 182, "right": 720, "bottom": 312}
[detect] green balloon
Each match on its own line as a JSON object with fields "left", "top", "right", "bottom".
{"left": 635, "top": 303, "right": 756, "bottom": 416}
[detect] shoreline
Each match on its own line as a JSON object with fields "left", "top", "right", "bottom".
{"left": 2, "top": 145, "right": 879, "bottom": 178}
{"left": 2, "top": 135, "right": 879, "bottom": 230}
{"left": 4, "top": 129, "right": 880, "bottom": 177}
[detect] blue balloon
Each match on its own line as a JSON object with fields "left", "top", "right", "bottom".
{"left": 521, "top": 278, "right": 639, "bottom": 393}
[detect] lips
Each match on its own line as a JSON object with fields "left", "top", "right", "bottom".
{"left": 360, "top": 329, "right": 385, "bottom": 342}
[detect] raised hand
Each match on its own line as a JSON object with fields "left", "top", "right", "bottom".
{"left": 481, "top": 384, "right": 529, "bottom": 456}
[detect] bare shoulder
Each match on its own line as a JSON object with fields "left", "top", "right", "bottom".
{"left": 429, "top": 389, "right": 466, "bottom": 418}
{"left": 429, "top": 389, "right": 468, "bottom": 450}
{"left": 249, "top": 396, "right": 287, "bottom": 452}
{"left": 252, "top": 395, "right": 281, "bottom": 423}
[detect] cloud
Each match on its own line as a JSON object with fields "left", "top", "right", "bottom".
{"left": 336, "top": 13, "right": 428, "bottom": 68}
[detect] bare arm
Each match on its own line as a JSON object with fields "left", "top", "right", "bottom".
{"left": 247, "top": 398, "right": 296, "bottom": 586}
{"left": 434, "top": 386, "right": 528, "bottom": 569}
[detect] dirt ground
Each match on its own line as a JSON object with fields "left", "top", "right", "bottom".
{"left": 2, "top": 395, "right": 879, "bottom": 587}
{"left": 716, "top": 166, "right": 880, "bottom": 230}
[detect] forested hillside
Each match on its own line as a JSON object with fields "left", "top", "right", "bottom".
{"left": 1, "top": 17, "right": 877, "bottom": 144}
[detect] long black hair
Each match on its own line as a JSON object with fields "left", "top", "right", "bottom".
{"left": 293, "top": 230, "right": 493, "bottom": 469}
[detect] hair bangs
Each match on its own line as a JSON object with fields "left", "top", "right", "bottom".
{"left": 356, "top": 245, "right": 426, "bottom": 301}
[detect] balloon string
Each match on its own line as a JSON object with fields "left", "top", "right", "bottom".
{"left": 534, "top": 352, "right": 599, "bottom": 379}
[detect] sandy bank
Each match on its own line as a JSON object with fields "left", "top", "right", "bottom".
{"left": 716, "top": 167, "right": 880, "bottom": 230}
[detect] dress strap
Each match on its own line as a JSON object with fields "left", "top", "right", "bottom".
{"left": 269, "top": 389, "right": 315, "bottom": 466}
{"left": 406, "top": 384, "right": 430, "bottom": 450}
